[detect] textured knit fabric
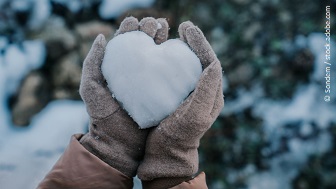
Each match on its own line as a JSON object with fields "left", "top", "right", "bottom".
{"left": 137, "top": 21, "right": 224, "bottom": 188}
{"left": 37, "top": 134, "right": 208, "bottom": 189}
{"left": 79, "top": 17, "right": 170, "bottom": 177}
{"left": 37, "top": 134, "right": 133, "bottom": 189}
{"left": 38, "top": 17, "right": 214, "bottom": 188}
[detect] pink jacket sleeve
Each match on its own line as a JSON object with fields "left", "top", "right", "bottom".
{"left": 37, "top": 134, "right": 208, "bottom": 189}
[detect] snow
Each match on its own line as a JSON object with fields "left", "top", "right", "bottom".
{"left": 221, "top": 83, "right": 263, "bottom": 116}
{"left": 102, "top": 31, "right": 202, "bottom": 128}
{"left": 308, "top": 33, "right": 336, "bottom": 83}
{"left": 0, "top": 38, "right": 88, "bottom": 189}
{"left": 245, "top": 33, "right": 336, "bottom": 189}
{"left": 28, "top": 0, "right": 51, "bottom": 30}
{"left": 219, "top": 33, "right": 335, "bottom": 189}
{"left": 52, "top": 0, "right": 83, "bottom": 13}
{"left": 0, "top": 101, "right": 88, "bottom": 189}
{"left": 248, "top": 131, "right": 332, "bottom": 189}
{"left": 0, "top": 39, "right": 45, "bottom": 133}
{"left": 99, "top": 0, "right": 155, "bottom": 19}
{"left": 0, "top": 36, "right": 8, "bottom": 49}
{"left": 0, "top": 60, "right": 9, "bottom": 135}
{"left": 253, "top": 84, "right": 336, "bottom": 134}
{"left": 4, "top": 0, "right": 156, "bottom": 30}
{"left": 247, "top": 84, "right": 335, "bottom": 189}
{"left": 4, "top": 40, "right": 46, "bottom": 95}
{"left": 9, "top": 0, "right": 51, "bottom": 30}
{"left": 10, "top": 0, "right": 31, "bottom": 11}
{"left": 0, "top": 1, "right": 333, "bottom": 187}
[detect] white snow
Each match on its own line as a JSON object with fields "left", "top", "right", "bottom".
{"left": 0, "top": 57, "right": 10, "bottom": 135}
{"left": 0, "top": 38, "right": 88, "bottom": 189}
{"left": 0, "top": 39, "right": 45, "bottom": 135}
{"left": 102, "top": 31, "right": 202, "bottom": 128}
{"left": 253, "top": 84, "right": 336, "bottom": 134}
{"left": 0, "top": 101, "right": 88, "bottom": 189}
{"left": 221, "top": 83, "right": 263, "bottom": 116}
{"left": 248, "top": 131, "right": 332, "bottom": 189}
{"left": 99, "top": 0, "right": 155, "bottom": 19}
{"left": 52, "top": 0, "right": 82, "bottom": 13}
{"left": 245, "top": 33, "right": 336, "bottom": 189}
{"left": 9, "top": 0, "right": 51, "bottom": 30}
{"left": 4, "top": 40, "right": 46, "bottom": 95}
{"left": 0, "top": 36, "right": 8, "bottom": 49}
{"left": 219, "top": 33, "right": 335, "bottom": 189}
{"left": 308, "top": 33, "right": 336, "bottom": 82}
{"left": 28, "top": 0, "right": 51, "bottom": 30}
{"left": 10, "top": 0, "right": 31, "bottom": 11}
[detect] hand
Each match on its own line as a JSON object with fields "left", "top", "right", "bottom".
{"left": 138, "top": 21, "right": 224, "bottom": 188}
{"left": 79, "top": 17, "right": 169, "bottom": 177}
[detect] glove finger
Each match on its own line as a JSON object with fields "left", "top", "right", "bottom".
{"left": 185, "top": 26, "right": 217, "bottom": 69}
{"left": 178, "top": 21, "right": 195, "bottom": 43}
{"left": 156, "top": 61, "right": 222, "bottom": 139}
{"left": 80, "top": 34, "right": 119, "bottom": 118}
{"left": 154, "top": 18, "right": 169, "bottom": 44}
{"left": 210, "top": 81, "right": 224, "bottom": 119}
{"left": 188, "top": 61, "right": 222, "bottom": 116}
{"left": 139, "top": 17, "right": 159, "bottom": 39}
{"left": 115, "top": 16, "right": 139, "bottom": 36}
{"left": 81, "top": 34, "right": 106, "bottom": 82}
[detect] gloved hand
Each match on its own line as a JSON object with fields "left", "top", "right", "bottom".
{"left": 79, "top": 16, "right": 169, "bottom": 178}
{"left": 137, "top": 21, "right": 224, "bottom": 188}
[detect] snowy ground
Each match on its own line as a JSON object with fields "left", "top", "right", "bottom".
{"left": 0, "top": 38, "right": 88, "bottom": 189}
{"left": 0, "top": 39, "right": 143, "bottom": 189}
{"left": 0, "top": 15, "right": 144, "bottom": 189}
{"left": 222, "top": 33, "right": 336, "bottom": 189}
{"left": 0, "top": 101, "right": 88, "bottom": 189}
{"left": 0, "top": 0, "right": 154, "bottom": 188}
{"left": 0, "top": 0, "right": 153, "bottom": 186}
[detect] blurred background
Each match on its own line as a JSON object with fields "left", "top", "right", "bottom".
{"left": 0, "top": 0, "right": 336, "bottom": 188}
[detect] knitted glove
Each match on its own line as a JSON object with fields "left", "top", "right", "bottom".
{"left": 79, "top": 17, "right": 169, "bottom": 178}
{"left": 137, "top": 21, "right": 224, "bottom": 188}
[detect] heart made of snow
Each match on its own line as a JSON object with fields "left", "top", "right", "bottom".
{"left": 102, "top": 31, "right": 202, "bottom": 129}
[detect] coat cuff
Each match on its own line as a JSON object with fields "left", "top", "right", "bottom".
{"left": 171, "top": 172, "right": 208, "bottom": 189}
{"left": 37, "top": 134, "right": 133, "bottom": 189}
{"left": 142, "top": 172, "right": 208, "bottom": 189}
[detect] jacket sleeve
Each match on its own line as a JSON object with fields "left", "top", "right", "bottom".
{"left": 170, "top": 172, "right": 208, "bottom": 189}
{"left": 37, "top": 134, "right": 208, "bottom": 189}
{"left": 37, "top": 134, "right": 133, "bottom": 189}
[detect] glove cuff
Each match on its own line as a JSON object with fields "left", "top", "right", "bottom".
{"left": 80, "top": 133, "right": 139, "bottom": 178}
{"left": 137, "top": 127, "right": 200, "bottom": 183}
{"left": 80, "top": 109, "right": 149, "bottom": 178}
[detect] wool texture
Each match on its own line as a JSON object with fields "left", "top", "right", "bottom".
{"left": 137, "top": 21, "right": 224, "bottom": 188}
{"left": 79, "top": 17, "right": 170, "bottom": 178}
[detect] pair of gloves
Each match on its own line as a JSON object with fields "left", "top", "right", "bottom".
{"left": 79, "top": 17, "right": 224, "bottom": 188}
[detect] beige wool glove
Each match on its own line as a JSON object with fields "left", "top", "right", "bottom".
{"left": 79, "top": 17, "right": 169, "bottom": 178}
{"left": 137, "top": 21, "right": 224, "bottom": 188}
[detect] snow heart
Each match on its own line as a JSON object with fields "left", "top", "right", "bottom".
{"left": 102, "top": 31, "right": 202, "bottom": 129}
